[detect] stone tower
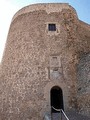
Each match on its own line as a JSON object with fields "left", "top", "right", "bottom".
{"left": 0, "top": 3, "right": 90, "bottom": 120}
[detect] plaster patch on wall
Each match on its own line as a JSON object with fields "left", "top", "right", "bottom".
{"left": 48, "top": 56, "right": 63, "bottom": 80}
{"left": 50, "top": 56, "right": 61, "bottom": 67}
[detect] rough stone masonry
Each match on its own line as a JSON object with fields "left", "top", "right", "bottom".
{"left": 0, "top": 3, "right": 90, "bottom": 120}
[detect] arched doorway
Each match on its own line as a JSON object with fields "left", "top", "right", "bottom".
{"left": 50, "top": 86, "right": 64, "bottom": 113}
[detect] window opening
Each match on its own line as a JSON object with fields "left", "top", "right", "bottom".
{"left": 48, "top": 24, "right": 56, "bottom": 31}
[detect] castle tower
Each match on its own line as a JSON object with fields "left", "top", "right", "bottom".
{"left": 0, "top": 3, "right": 90, "bottom": 120}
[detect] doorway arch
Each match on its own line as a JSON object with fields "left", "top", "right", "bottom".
{"left": 50, "top": 86, "right": 64, "bottom": 113}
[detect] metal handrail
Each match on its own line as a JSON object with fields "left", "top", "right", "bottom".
{"left": 61, "top": 109, "right": 69, "bottom": 120}
{"left": 52, "top": 106, "right": 69, "bottom": 120}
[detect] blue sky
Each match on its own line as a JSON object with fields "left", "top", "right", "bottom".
{"left": 0, "top": 0, "right": 90, "bottom": 62}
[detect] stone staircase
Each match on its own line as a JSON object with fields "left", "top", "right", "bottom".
{"left": 44, "top": 110, "right": 90, "bottom": 120}
{"left": 66, "top": 110, "right": 90, "bottom": 120}
{"left": 52, "top": 113, "right": 66, "bottom": 120}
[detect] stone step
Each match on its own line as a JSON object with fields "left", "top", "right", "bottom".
{"left": 52, "top": 113, "right": 66, "bottom": 120}
{"left": 66, "top": 110, "right": 90, "bottom": 120}
{"left": 44, "top": 110, "right": 90, "bottom": 120}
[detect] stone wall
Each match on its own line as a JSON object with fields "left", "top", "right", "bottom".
{"left": 0, "top": 3, "right": 90, "bottom": 119}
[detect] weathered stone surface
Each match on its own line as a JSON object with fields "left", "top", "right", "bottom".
{"left": 0, "top": 3, "right": 90, "bottom": 120}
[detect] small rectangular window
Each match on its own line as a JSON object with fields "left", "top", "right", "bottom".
{"left": 48, "top": 24, "right": 56, "bottom": 31}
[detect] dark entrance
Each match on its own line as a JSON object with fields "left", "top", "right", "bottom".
{"left": 50, "top": 86, "right": 64, "bottom": 113}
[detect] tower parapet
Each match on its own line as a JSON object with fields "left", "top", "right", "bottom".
{"left": 12, "top": 3, "right": 78, "bottom": 21}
